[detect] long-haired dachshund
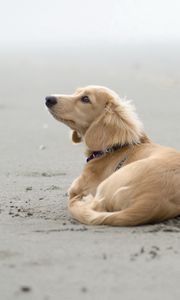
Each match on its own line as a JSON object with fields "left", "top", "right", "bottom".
{"left": 45, "top": 86, "right": 180, "bottom": 226}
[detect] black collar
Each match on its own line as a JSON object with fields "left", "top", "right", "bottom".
{"left": 86, "top": 144, "right": 128, "bottom": 163}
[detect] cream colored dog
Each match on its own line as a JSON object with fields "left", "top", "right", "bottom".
{"left": 45, "top": 86, "right": 180, "bottom": 226}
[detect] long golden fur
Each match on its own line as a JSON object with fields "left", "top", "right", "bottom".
{"left": 46, "top": 86, "right": 180, "bottom": 226}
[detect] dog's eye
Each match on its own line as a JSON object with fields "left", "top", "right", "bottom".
{"left": 81, "top": 96, "right": 90, "bottom": 103}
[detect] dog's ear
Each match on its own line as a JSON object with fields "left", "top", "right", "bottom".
{"left": 71, "top": 130, "right": 82, "bottom": 143}
{"left": 84, "top": 102, "right": 143, "bottom": 151}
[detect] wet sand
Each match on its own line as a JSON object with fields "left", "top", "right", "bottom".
{"left": 0, "top": 43, "right": 180, "bottom": 299}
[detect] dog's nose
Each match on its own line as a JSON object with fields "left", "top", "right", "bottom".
{"left": 45, "top": 96, "right": 57, "bottom": 108}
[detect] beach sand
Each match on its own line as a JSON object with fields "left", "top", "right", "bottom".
{"left": 0, "top": 43, "right": 180, "bottom": 300}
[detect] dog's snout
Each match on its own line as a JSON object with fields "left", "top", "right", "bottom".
{"left": 45, "top": 96, "right": 57, "bottom": 108}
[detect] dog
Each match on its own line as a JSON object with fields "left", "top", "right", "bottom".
{"left": 45, "top": 86, "right": 180, "bottom": 226}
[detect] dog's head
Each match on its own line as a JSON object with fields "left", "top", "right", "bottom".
{"left": 45, "top": 86, "right": 144, "bottom": 151}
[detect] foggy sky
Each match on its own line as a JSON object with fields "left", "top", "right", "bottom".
{"left": 0, "top": 0, "right": 180, "bottom": 47}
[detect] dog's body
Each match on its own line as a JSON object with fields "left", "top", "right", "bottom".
{"left": 46, "top": 86, "right": 180, "bottom": 226}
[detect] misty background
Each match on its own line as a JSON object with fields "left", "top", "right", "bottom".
{"left": 1, "top": 0, "right": 180, "bottom": 46}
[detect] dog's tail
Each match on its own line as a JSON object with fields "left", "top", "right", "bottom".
{"left": 68, "top": 195, "right": 163, "bottom": 226}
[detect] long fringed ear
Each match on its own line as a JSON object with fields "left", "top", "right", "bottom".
{"left": 71, "top": 130, "right": 82, "bottom": 143}
{"left": 84, "top": 102, "right": 143, "bottom": 151}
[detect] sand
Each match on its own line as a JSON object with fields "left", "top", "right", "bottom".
{"left": 0, "top": 42, "right": 180, "bottom": 300}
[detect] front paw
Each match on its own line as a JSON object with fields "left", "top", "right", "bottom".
{"left": 68, "top": 186, "right": 89, "bottom": 201}
{"left": 68, "top": 188, "right": 78, "bottom": 199}
{"left": 68, "top": 177, "right": 81, "bottom": 199}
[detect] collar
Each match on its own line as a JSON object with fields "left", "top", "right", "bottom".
{"left": 86, "top": 144, "right": 128, "bottom": 163}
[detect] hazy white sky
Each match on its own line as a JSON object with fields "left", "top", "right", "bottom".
{"left": 0, "top": 0, "right": 180, "bottom": 46}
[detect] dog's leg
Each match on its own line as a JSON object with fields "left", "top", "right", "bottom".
{"left": 68, "top": 158, "right": 180, "bottom": 226}
{"left": 68, "top": 193, "right": 178, "bottom": 226}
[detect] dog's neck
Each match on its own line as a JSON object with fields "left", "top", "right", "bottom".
{"left": 86, "top": 143, "right": 129, "bottom": 163}
{"left": 85, "top": 133, "right": 150, "bottom": 163}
